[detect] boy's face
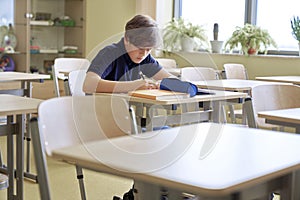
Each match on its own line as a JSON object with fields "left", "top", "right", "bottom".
{"left": 125, "top": 38, "right": 152, "bottom": 64}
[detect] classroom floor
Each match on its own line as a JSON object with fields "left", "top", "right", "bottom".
{"left": 0, "top": 137, "right": 133, "bottom": 200}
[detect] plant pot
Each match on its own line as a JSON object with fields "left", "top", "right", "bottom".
{"left": 247, "top": 48, "right": 257, "bottom": 55}
{"left": 181, "top": 36, "right": 195, "bottom": 52}
{"left": 210, "top": 40, "right": 223, "bottom": 53}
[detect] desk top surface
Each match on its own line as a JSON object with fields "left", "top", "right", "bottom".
{"left": 193, "top": 79, "right": 291, "bottom": 91}
{"left": 52, "top": 122, "right": 300, "bottom": 196}
{"left": 0, "top": 94, "right": 42, "bottom": 115}
{"left": 255, "top": 76, "right": 300, "bottom": 84}
{"left": 258, "top": 108, "right": 300, "bottom": 124}
{"left": 96, "top": 89, "right": 247, "bottom": 105}
{"left": 0, "top": 72, "right": 50, "bottom": 82}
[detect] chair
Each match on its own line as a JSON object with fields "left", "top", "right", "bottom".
{"left": 30, "top": 95, "right": 138, "bottom": 200}
{"left": 223, "top": 63, "right": 249, "bottom": 123}
{"left": 67, "top": 69, "right": 88, "bottom": 96}
{"left": 155, "top": 58, "right": 177, "bottom": 69}
{"left": 181, "top": 66, "right": 219, "bottom": 82}
{"left": 52, "top": 58, "right": 90, "bottom": 97}
{"left": 156, "top": 58, "right": 180, "bottom": 77}
{"left": 251, "top": 84, "right": 300, "bottom": 130}
{"left": 223, "top": 63, "right": 248, "bottom": 80}
{"left": 180, "top": 67, "right": 224, "bottom": 119}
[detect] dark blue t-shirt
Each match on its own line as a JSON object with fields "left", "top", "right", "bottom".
{"left": 88, "top": 38, "right": 162, "bottom": 81}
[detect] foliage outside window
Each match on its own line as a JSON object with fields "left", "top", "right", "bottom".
{"left": 291, "top": 16, "right": 300, "bottom": 43}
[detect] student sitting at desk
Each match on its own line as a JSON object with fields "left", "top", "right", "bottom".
{"left": 83, "top": 14, "right": 174, "bottom": 94}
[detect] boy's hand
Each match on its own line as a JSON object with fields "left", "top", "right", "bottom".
{"left": 137, "top": 79, "right": 158, "bottom": 90}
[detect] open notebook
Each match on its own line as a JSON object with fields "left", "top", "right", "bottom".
{"left": 128, "top": 89, "right": 190, "bottom": 100}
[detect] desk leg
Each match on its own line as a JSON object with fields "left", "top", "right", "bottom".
{"left": 291, "top": 170, "right": 300, "bottom": 200}
{"left": 7, "top": 116, "right": 14, "bottom": 200}
{"left": 25, "top": 81, "right": 38, "bottom": 181}
{"left": 16, "top": 114, "right": 25, "bottom": 199}
{"left": 243, "top": 98, "right": 257, "bottom": 128}
{"left": 211, "top": 100, "right": 226, "bottom": 123}
{"left": 145, "top": 105, "right": 154, "bottom": 132}
{"left": 132, "top": 103, "right": 144, "bottom": 133}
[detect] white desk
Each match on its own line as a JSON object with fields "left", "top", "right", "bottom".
{"left": 51, "top": 123, "right": 300, "bottom": 200}
{"left": 192, "top": 79, "right": 292, "bottom": 125}
{"left": 193, "top": 79, "right": 291, "bottom": 93}
{"left": 98, "top": 89, "right": 255, "bottom": 131}
{"left": 0, "top": 72, "right": 50, "bottom": 180}
{"left": 258, "top": 108, "right": 300, "bottom": 133}
{"left": 0, "top": 94, "right": 42, "bottom": 200}
{"left": 256, "top": 76, "right": 300, "bottom": 85}
{"left": 0, "top": 72, "right": 50, "bottom": 97}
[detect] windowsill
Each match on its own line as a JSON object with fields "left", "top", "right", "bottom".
{"left": 172, "top": 50, "right": 300, "bottom": 59}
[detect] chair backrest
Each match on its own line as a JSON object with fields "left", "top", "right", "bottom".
{"left": 251, "top": 84, "right": 300, "bottom": 128}
{"left": 68, "top": 69, "right": 88, "bottom": 96}
{"left": 37, "top": 95, "right": 136, "bottom": 156}
{"left": 181, "top": 67, "right": 218, "bottom": 81}
{"left": 156, "top": 58, "right": 177, "bottom": 69}
{"left": 52, "top": 58, "right": 90, "bottom": 97}
{"left": 223, "top": 63, "right": 248, "bottom": 80}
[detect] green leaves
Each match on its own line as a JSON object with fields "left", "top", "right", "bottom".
{"left": 163, "top": 18, "right": 208, "bottom": 52}
{"left": 225, "top": 23, "right": 277, "bottom": 55}
{"left": 291, "top": 16, "right": 300, "bottom": 42}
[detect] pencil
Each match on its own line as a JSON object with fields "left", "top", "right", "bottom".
{"left": 139, "top": 71, "right": 145, "bottom": 80}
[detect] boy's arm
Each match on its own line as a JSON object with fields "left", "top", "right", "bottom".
{"left": 83, "top": 71, "right": 157, "bottom": 94}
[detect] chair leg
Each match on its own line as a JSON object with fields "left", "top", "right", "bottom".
{"left": 64, "top": 79, "right": 71, "bottom": 96}
{"left": 76, "top": 165, "right": 87, "bottom": 200}
{"left": 228, "top": 105, "right": 236, "bottom": 123}
{"left": 129, "top": 106, "right": 139, "bottom": 135}
{"left": 30, "top": 118, "right": 51, "bottom": 200}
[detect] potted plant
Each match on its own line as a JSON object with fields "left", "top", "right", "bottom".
{"left": 290, "top": 16, "right": 300, "bottom": 55}
{"left": 210, "top": 23, "right": 223, "bottom": 53}
{"left": 224, "top": 23, "right": 277, "bottom": 55}
{"left": 162, "top": 18, "right": 208, "bottom": 52}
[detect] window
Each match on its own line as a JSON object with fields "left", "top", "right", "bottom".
{"left": 0, "top": 1, "right": 14, "bottom": 26}
{"left": 256, "top": 0, "right": 300, "bottom": 51}
{"left": 180, "top": 0, "right": 245, "bottom": 42}
{"left": 178, "top": 0, "right": 300, "bottom": 53}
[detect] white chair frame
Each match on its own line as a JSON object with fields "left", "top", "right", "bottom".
{"left": 31, "top": 95, "right": 138, "bottom": 200}
{"left": 52, "top": 58, "right": 90, "bottom": 97}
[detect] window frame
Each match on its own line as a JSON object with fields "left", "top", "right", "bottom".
{"left": 174, "top": 0, "right": 298, "bottom": 56}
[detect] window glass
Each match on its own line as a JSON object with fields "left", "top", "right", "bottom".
{"left": 0, "top": 1, "right": 14, "bottom": 25}
{"left": 181, "top": 0, "right": 245, "bottom": 42}
{"left": 256, "top": 0, "right": 300, "bottom": 51}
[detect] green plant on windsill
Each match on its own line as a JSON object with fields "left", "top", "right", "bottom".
{"left": 291, "top": 16, "right": 300, "bottom": 43}
{"left": 162, "top": 17, "right": 208, "bottom": 52}
{"left": 225, "top": 23, "right": 277, "bottom": 55}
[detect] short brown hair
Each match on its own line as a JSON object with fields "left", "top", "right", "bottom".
{"left": 125, "top": 15, "right": 161, "bottom": 48}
